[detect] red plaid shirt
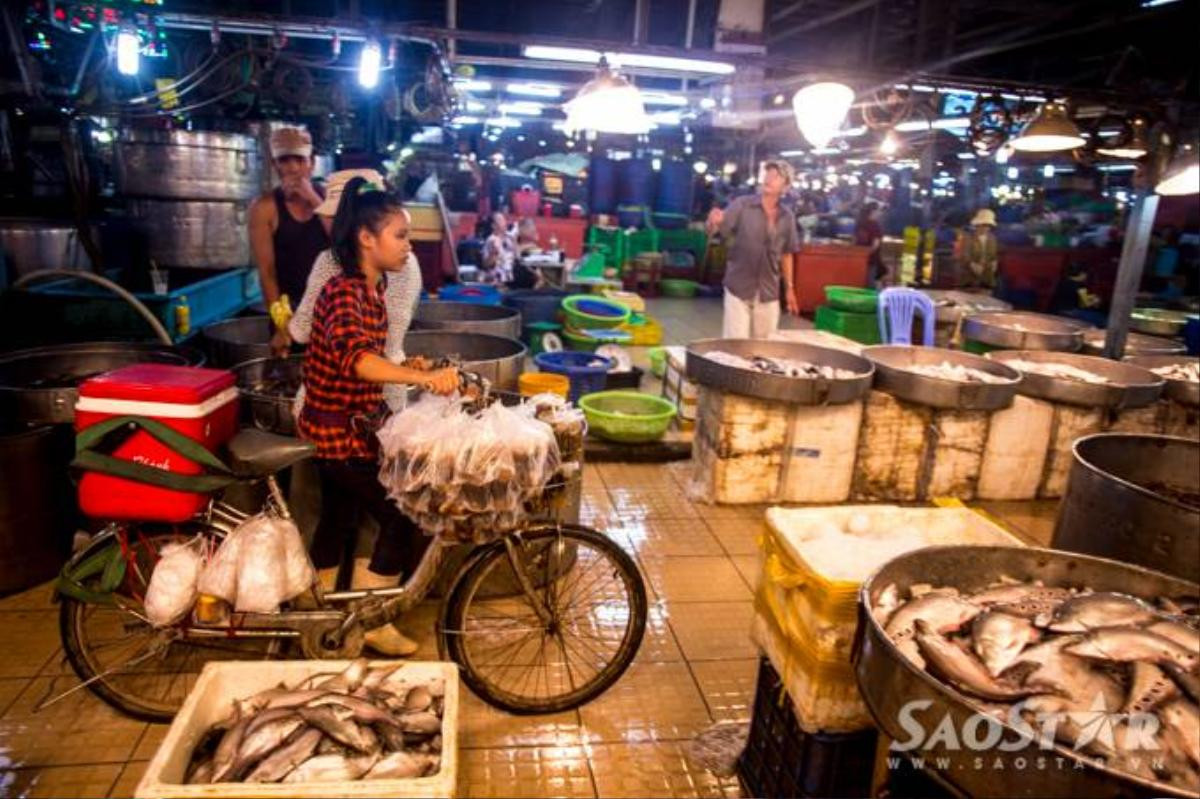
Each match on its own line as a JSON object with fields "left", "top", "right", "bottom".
{"left": 298, "top": 275, "right": 388, "bottom": 460}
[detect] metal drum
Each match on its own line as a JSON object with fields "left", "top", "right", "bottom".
{"left": 202, "top": 316, "right": 273, "bottom": 368}
{"left": 686, "top": 339, "right": 874, "bottom": 404}
{"left": 403, "top": 331, "right": 526, "bottom": 391}
{"left": 863, "top": 345, "right": 1022, "bottom": 410}
{"left": 414, "top": 301, "right": 522, "bottom": 340}
{"left": 1125, "top": 355, "right": 1200, "bottom": 406}
{"left": 0, "top": 422, "right": 74, "bottom": 594}
{"left": 0, "top": 219, "right": 93, "bottom": 277}
{"left": 115, "top": 129, "right": 262, "bottom": 201}
{"left": 963, "top": 311, "right": 1085, "bottom": 351}
{"left": 1053, "top": 433, "right": 1200, "bottom": 582}
{"left": 988, "top": 350, "right": 1164, "bottom": 409}
{"left": 126, "top": 199, "right": 250, "bottom": 268}
{"left": 0, "top": 342, "right": 200, "bottom": 425}
{"left": 856, "top": 545, "right": 1199, "bottom": 799}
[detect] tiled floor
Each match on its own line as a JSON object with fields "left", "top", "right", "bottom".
{"left": 0, "top": 299, "right": 1063, "bottom": 798}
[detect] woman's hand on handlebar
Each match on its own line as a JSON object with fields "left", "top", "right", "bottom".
{"left": 423, "top": 367, "right": 460, "bottom": 396}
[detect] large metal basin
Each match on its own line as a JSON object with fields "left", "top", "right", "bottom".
{"left": 963, "top": 311, "right": 1084, "bottom": 351}
{"left": 1053, "top": 433, "right": 1200, "bottom": 582}
{"left": 202, "top": 316, "right": 273, "bottom": 368}
{"left": 685, "top": 338, "right": 874, "bottom": 404}
{"left": 863, "top": 345, "right": 1022, "bottom": 410}
{"left": 127, "top": 199, "right": 250, "bottom": 268}
{"left": 1130, "top": 308, "right": 1197, "bottom": 338}
{"left": 1125, "top": 355, "right": 1200, "bottom": 406}
{"left": 414, "top": 301, "right": 522, "bottom": 340}
{"left": 1082, "top": 329, "right": 1185, "bottom": 357}
{"left": 0, "top": 342, "right": 201, "bottom": 424}
{"left": 232, "top": 355, "right": 302, "bottom": 437}
{"left": 923, "top": 290, "right": 1012, "bottom": 324}
{"left": 402, "top": 331, "right": 526, "bottom": 391}
{"left": 0, "top": 219, "right": 94, "bottom": 277}
{"left": 988, "top": 350, "right": 1164, "bottom": 409}
{"left": 856, "top": 545, "right": 1199, "bottom": 799}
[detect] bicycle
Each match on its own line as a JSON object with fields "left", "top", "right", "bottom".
{"left": 53, "top": 417, "right": 647, "bottom": 723}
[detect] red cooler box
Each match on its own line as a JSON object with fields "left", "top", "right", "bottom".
{"left": 74, "top": 364, "right": 240, "bottom": 522}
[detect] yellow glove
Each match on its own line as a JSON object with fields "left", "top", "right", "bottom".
{"left": 269, "top": 295, "right": 293, "bottom": 331}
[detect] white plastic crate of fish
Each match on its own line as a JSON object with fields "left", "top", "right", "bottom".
{"left": 135, "top": 659, "right": 458, "bottom": 798}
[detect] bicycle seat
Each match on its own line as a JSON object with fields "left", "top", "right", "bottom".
{"left": 227, "top": 428, "right": 315, "bottom": 478}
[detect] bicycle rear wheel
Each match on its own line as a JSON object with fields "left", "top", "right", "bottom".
{"left": 440, "top": 524, "right": 647, "bottom": 714}
{"left": 59, "top": 522, "right": 286, "bottom": 722}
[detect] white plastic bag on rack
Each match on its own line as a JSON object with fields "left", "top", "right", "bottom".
{"left": 234, "top": 516, "right": 288, "bottom": 613}
{"left": 197, "top": 525, "right": 245, "bottom": 603}
{"left": 144, "top": 538, "right": 204, "bottom": 626}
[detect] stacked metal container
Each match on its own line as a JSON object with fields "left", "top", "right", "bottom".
{"left": 116, "top": 129, "right": 263, "bottom": 268}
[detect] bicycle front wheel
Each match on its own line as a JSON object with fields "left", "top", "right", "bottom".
{"left": 441, "top": 524, "right": 647, "bottom": 714}
{"left": 59, "top": 522, "right": 285, "bottom": 722}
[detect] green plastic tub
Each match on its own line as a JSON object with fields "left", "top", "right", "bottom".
{"left": 562, "top": 295, "right": 631, "bottom": 330}
{"left": 824, "top": 286, "right": 879, "bottom": 314}
{"left": 660, "top": 278, "right": 700, "bottom": 298}
{"left": 647, "top": 347, "right": 668, "bottom": 378}
{"left": 814, "top": 304, "right": 881, "bottom": 345}
{"left": 579, "top": 390, "right": 677, "bottom": 443}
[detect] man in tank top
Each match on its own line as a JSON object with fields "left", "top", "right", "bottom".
{"left": 248, "top": 126, "right": 329, "bottom": 346}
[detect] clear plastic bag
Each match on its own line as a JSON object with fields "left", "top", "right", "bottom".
{"left": 234, "top": 516, "right": 288, "bottom": 613}
{"left": 197, "top": 525, "right": 244, "bottom": 603}
{"left": 144, "top": 538, "right": 204, "bottom": 626}
{"left": 276, "top": 516, "right": 315, "bottom": 600}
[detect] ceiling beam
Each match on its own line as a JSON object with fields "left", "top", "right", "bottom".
{"left": 768, "top": 0, "right": 884, "bottom": 45}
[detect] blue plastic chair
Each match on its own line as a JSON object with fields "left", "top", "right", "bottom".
{"left": 878, "top": 287, "right": 936, "bottom": 346}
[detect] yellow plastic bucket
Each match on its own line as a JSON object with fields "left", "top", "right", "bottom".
{"left": 519, "top": 372, "right": 571, "bottom": 399}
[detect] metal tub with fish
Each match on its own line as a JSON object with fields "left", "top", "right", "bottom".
{"left": 135, "top": 659, "right": 458, "bottom": 798}
{"left": 855, "top": 545, "right": 1200, "bottom": 799}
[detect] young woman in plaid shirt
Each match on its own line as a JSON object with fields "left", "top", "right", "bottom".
{"left": 299, "top": 176, "right": 459, "bottom": 655}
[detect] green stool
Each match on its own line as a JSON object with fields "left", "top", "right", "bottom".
{"left": 525, "top": 321, "right": 563, "bottom": 355}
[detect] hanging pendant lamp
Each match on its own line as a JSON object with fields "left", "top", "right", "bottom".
{"left": 1096, "top": 116, "right": 1149, "bottom": 159}
{"left": 792, "top": 82, "right": 855, "bottom": 149}
{"left": 1155, "top": 143, "right": 1199, "bottom": 196}
{"left": 1008, "top": 101, "right": 1085, "bottom": 152}
{"left": 562, "top": 58, "right": 651, "bottom": 135}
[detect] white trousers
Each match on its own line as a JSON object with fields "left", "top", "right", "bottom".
{"left": 722, "top": 290, "right": 781, "bottom": 339}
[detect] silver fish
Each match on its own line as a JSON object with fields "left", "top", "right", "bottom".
{"left": 970, "top": 583, "right": 1072, "bottom": 608}
{"left": 306, "top": 693, "right": 404, "bottom": 727}
{"left": 209, "top": 710, "right": 250, "bottom": 783}
{"left": 399, "top": 710, "right": 442, "bottom": 735}
{"left": 972, "top": 611, "right": 1041, "bottom": 677}
{"left": 186, "top": 759, "right": 214, "bottom": 785}
{"left": 296, "top": 705, "right": 375, "bottom": 753}
{"left": 1148, "top": 620, "right": 1200, "bottom": 654}
{"left": 363, "top": 750, "right": 434, "bottom": 780}
{"left": 1124, "top": 662, "right": 1180, "bottom": 714}
{"left": 885, "top": 595, "right": 982, "bottom": 669}
{"left": 1159, "top": 700, "right": 1200, "bottom": 769}
{"left": 233, "top": 714, "right": 305, "bottom": 778}
{"left": 244, "top": 728, "right": 323, "bottom": 783}
{"left": 283, "top": 752, "right": 380, "bottom": 783}
{"left": 914, "top": 619, "right": 1036, "bottom": 701}
{"left": 404, "top": 685, "right": 434, "bottom": 713}
{"left": 1065, "top": 627, "right": 1199, "bottom": 671}
{"left": 361, "top": 664, "right": 404, "bottom": 692}
{"left": 376, "top": 722, "right": 409, "bottom": 752}
{"left": 1044, "top": 592, "right": 1160, "bottom": 632}
{"left": 1164, "top": 663, "right": 1200, "bottom": 704}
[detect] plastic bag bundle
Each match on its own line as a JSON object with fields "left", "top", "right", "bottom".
{"left": 144, "top": 538, "right": 204, "bottom": 626}
{"left": 377, "top": 395, "right": 563, "bottom": 543}
{"left": 196, "top": 514, "right": 315, "bottom": 613}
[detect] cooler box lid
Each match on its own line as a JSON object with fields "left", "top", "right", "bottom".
{"left": 79, "top": 364, "right": 236, "bottom": 405}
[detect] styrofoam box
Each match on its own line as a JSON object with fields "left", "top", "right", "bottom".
{"left": 134, "top": 660, "right": 458, "bottom": 799}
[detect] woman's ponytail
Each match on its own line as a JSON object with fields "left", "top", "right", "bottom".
{"left": 331, "top": 176, "right": 404, "bottom": 277}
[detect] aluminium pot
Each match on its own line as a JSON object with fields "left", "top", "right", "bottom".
{"left": 1052, "top": 433, "right": 1200, "bottom": 582}
{"left": 1125, "top": 355, "right": 1200, "bottom": 406}
{"left": 126, "top": 199, "right": 250, "bottom": 268}
{"left": 1081, "top": 329, "right": 1185, "bottom": 357}
{"left": 988, "top": 350, "right": 1165, "bottom": 409}
{"left": 402, "top": 331, "right": 526, "bottom": 391}
{"left": 0, "top": 342, "right": 202, "bottom": 425}
{"left": 862, "top": 345, "right": 1022, "bottom": 410}
{"left": 232, "top": 355, "right": 303, "bottom": 437}
{"left": 963, "top": 311, "right": 1084, "bottom": 352}
{"left": 686, "top": 338, "right": 874, "bottom": 404}
{"left": 115, "top": 129, "right": 262, "bottom": 201}
{"left": 855, "top": 544, "right": 1199, "bottom": 799}
{"left": 414, "top": 301, "right": 522, "bottom": 340}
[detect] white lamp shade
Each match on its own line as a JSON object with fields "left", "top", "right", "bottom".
{"left": 1009, "top": 102, "right": 1085, "bottom": 152}
{"left": 792, "top": 82, "right": 854, "bottom": 149}
{"left": 563, "top": 68, "right": 651, "bottom": 135}
{"left": 1155, "top": 146, "right": 1200, "bottom": 196}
